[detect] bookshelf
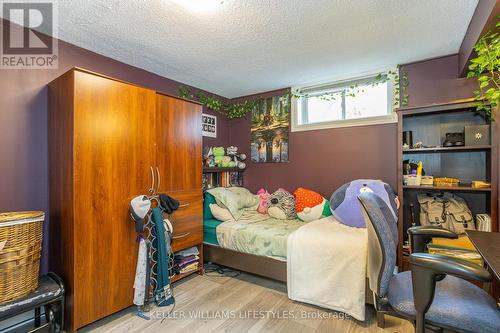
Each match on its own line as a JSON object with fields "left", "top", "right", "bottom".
{"left": 203, "top": 167, "right": 244, "bottom": 190}
{"left": 396, "top": 100, "right": 498, "bottom": 270}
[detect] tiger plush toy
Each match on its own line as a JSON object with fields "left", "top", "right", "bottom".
{"left": 267, "top": 189, "right": 296, "bottom": 220}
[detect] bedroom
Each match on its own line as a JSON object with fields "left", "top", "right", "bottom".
{"left": 0, "top": 0, "right": 499, "bottom": 332}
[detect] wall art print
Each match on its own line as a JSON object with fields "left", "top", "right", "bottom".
{"left": 251, "top": 95, "right": 289, "bottom": 163}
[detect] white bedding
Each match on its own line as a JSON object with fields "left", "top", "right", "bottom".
{"left": 287, "top": 216, "right": 368, "bottom": 320}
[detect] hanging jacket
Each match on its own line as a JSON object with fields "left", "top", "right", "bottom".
{"left": 151, "top": 207, "right": 175, "bottom": 306}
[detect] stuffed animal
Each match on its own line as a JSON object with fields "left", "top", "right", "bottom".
{"left": 226, "top": 146, "right": 238, "bottom": 155}
{"left": 294, "top": 187, "right": 332, "bottom": 222}
{"left": 267, "top": 189, "right": 296, "bottom": 220}
{"left": 221, "top": 156, "right": 232, "bottom": 167}
{"left": 226, "top": 146, "right": 247, "bottom": 169}
{"left": 212, "top": 147, "right": 225, "bottom": 166}
{"left": 256, "top": 188, "right": 270, "bottom": 214}
{"left": 330, "top": 179, "right": 398, "bottom": 229}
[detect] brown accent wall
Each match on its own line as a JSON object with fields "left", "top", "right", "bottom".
{"left": 458, "top": 0, "right": 499, "bottom": 76}
{"left": 402, "top": 54, "right": 477, "bottom": 107}
{"left": 224, "top": 55, "right": 477, "bottom": 198}
{"left": 0, "top": 19, "right": 227, "bottom": 272}
{"left": 228, "top": 99, "right": 397, "bottom": 198}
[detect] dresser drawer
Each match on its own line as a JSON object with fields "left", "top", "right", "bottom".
{"left": 171, "top": 229, "right": 202, "bottom": 252}
{"left": 166, "top": 189, "right": 202, "bottom": 250}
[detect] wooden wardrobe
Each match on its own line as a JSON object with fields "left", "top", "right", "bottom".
{"left": 48, "top": 68, "right": 202, "bottom": 331}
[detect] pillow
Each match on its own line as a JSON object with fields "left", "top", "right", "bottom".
{"left": 256, "top": 188, "right": 270, "bottom": 214}
{"left": 330, "top": 179, "right": 397, "bottom": 229}
{"left": 294, "top": 187, "right": 332, "bottom": 222}
{"left": 267, "top": 189, "right": 296, "bottom": 220}
{"left": 203, "top": 192, "right": 217, "bottom": 220}
{"left": 209, "top": 204, "right": 234, "bottom": 222}
{"left": 207, "top": 187, "right": 259, "bottom": 220}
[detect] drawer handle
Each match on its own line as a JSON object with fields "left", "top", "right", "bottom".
{"left": 172, "top": 232, "right": 191, "bottom": 239}
{"left": 179, "top": 203, "right": 190, "bottom": 208}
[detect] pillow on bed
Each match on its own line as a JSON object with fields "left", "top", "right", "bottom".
{"left": 207, "top": 187, "right": 259, "bottom": 220}
{"left": 209, "top": 204, "right": 234, "bottom": 222}
{"left": 256, "top": 188, "right": 270, "bottom": 214}
{"left": 330, "top": 179, "right": 397, "bottom": 228}
{"left": 203, "top": 192, "right": 217, "bottom": 220}
{"left": 267, "top": 189, "right": 296, "bottom": 220}
{"left": 294, "top": 187, "right": 332, "bottom": 222}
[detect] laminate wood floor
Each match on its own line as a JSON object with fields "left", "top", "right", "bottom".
{"left": 80, "top": 272, "right": 414, "bottom": 333}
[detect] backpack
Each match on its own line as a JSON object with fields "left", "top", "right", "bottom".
{"left": 417, "top": 192, "right": 475, "bottom": 234}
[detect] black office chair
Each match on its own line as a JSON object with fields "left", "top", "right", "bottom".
{"left": 357, "top": 192, "right": 500, "bottom": 333}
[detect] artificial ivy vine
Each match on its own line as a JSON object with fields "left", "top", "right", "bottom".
{"left": 178, "top": 67, "right": 409, "bottom": 119}
{"left": 178, "top": 86, "right": 257, "bottom": 119}
{"left": 467, "top": 20, "right": 500, "bottom": 122}
{"left": 291, "top": 65, "right": 409, "bottom": 108}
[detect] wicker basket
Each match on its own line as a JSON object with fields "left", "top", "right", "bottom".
{"left": 0, "top": 211, "right": 44, "bottom": 304}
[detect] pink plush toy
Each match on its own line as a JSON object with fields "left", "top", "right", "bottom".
{"left": 256, "top": 188, "right": 270, "bottom": 214}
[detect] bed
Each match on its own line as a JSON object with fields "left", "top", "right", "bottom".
{"left": 203, "top": 211, "right": 303, "bottom": 281}
{"left": 202, "top": 187, "right": 375, "bottom": 320}
{"left": 202, "top": 213, "right": 374, "bottom": 305}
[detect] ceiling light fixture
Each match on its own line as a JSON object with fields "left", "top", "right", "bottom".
{"left": 172, "top": 0, "right": 225, "bottom": 13}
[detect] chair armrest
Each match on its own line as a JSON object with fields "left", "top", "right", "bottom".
{"left": 409, "top": 253, "right": 491, "bottom": 282}
{"left": 407, "top": 226, "right": 458, "bottom": 253}
{"left": 408, "top": 253, "right": 490, "bottom": 333}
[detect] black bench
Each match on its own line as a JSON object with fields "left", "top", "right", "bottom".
{"left": 0, "top": 272, "right": 65, "bottom": 332}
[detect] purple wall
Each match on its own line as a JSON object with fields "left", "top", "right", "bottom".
{"left": 227, "top": 90, "right": 397, "bottom": 198}
{"left": 0, "top": 19, "right": 226, "bottom": 272}
{"left": 401, "top": 54, "right": 477, "bottom": 107}
{"left": 220, "top": 55, "right": 478, "bottom": 198}
{"left": 458, "top": 0, "right": 499, "bottom": 76}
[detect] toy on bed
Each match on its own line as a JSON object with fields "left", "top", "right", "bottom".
{"left": 256, "top": 188, "right": 270, "bottom": 214}
{"left": 267, "top": 188, "right": 296, "bottom": 220}
{"left": 330, "top": 179, "right": 398, "bottom": 228}
{"left": 294, "top": 187, "right": 332, "bottom": 222}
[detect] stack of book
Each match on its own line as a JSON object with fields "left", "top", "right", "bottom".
{"left": 427, "top": 235, "right": 483, "bottom": 266}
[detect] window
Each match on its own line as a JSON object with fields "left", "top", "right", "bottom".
{"left": 292, "top": 75, "right": 396, "bottom": 131}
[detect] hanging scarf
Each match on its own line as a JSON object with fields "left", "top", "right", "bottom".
{"left": 151, "top": 207, "right": 174, "bottom": 306}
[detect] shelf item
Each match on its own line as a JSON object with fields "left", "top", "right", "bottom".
{"left": 433, "top": 177, "right": 459, "bottom": 187}
{"left": 472, "top": 180, "right": 492, "bottom": 189}
{"left": 403, "top": 185, "right": 492, "bottom": 192}
{"left": 402, "top": 145, "right": 491, "bottom": 153}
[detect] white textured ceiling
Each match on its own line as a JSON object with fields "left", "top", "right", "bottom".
{"left": 16, "top": 0, "right": 481, "bottom": 97}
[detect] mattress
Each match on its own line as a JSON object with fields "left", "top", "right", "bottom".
{"left": 214, "top": 211, "right": 307, "bottom": 261}
{"left": 203, "top": 218, "right": 224, "bottom": 246}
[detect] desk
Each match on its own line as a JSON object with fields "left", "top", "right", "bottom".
{"left": 466, "top": 230, "right": 500, "bottom": 281}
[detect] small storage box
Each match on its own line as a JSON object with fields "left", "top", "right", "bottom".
{"left": 465, "top": 124, "right": 490, "bottom": 146}
{"left": 0, "top": 211, "right": 44, "bottom": 304}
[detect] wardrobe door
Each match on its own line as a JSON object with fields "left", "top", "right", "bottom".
{"left": 155, "top": 94, "right": 203, "bottom": 191}
{"left": 155, "top": 94, "right": 203, "bottom": 252}
{"left": 72, "top": 70, "right": 156, "bottom": 328}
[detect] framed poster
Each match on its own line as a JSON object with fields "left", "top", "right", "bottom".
{"left": 202, "top": 113, "right": 217, "bottom": 138}
{"left": 250, "top": 95, "right": 289, "bottom": 163}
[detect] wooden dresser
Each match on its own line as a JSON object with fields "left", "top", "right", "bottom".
{"left": 48, "top": 68, "right": 202, "bottom": 331}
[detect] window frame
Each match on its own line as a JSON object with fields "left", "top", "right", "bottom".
{"left": 291, "top": 73, "right": 397, "bottom": 132}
